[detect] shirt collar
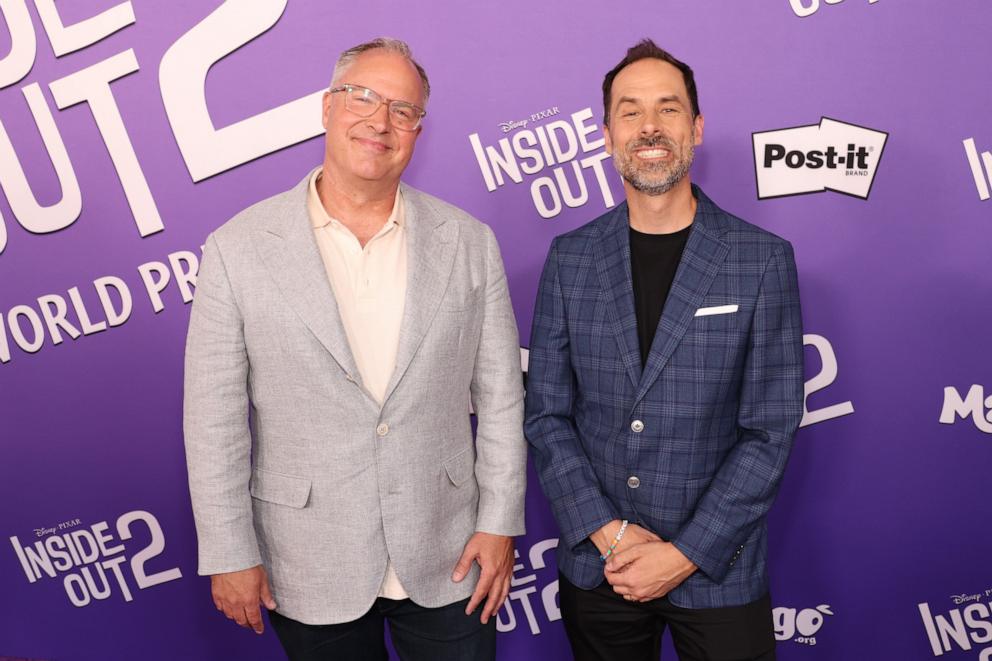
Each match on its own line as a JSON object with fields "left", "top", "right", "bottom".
{"left": 307, "top": 167, "right": 403, "bottom": 231}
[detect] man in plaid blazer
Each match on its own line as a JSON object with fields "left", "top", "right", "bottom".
{"left": 525, "top": 40, "right": 804, "bottom": 660}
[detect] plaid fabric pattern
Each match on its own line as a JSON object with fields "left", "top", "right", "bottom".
{"left": 525, "top": 186, "right": 804, "bottom": 609}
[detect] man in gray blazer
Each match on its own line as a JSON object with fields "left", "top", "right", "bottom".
{"left": 183, "top": 37, "right": 526, "bottom": 660}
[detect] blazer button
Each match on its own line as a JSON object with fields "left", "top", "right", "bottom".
{"left": 376, "top": 423, "right": 389, "bottom": 437}
{"left": 627, "top": 476, "right": 640, "bottom": 489}
{"left": 630, "top": 420, "right": 644, "bottom": 433}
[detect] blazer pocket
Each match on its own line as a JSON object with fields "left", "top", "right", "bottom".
{"left": 442, "top": 448, "right": 475, "bottom": 487}
{"left": 249, "top": 468, "right": 312, "bottom": 508}
{"left": 682, "top": 475, "right": 713, "bottom": 514}
{"left": 440, "top": 284, "right": 483, "bottom": 313}
{"left": 694, "top": 304, "right": 739, "bottom": 317}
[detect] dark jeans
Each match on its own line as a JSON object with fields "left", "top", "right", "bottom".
{"left": 559, "top": 573, "right": 776, "bottom": 661}
{"left": 268, "top": 596, "right": 495, "bottom": 661}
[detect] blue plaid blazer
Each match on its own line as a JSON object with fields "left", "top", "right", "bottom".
{"left": 524, "top": 186, "right": 803, "bottom": 609}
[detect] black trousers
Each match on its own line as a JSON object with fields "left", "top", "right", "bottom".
{"left": 559, "top": 574, "right": 776, "bottom": 661}
{"left": 268, "top": 596, "right": 495, "bottom": 661}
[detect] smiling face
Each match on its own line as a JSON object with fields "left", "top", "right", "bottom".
{"left": 321, "top": 49, "right": 425, "bottom": 190}
{"left": 603, "top": 58, "right": 704, "bottom": 197}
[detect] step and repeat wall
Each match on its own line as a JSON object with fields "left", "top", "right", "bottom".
{"left": 1, "top": 1, "right": 989, "bottom": 659}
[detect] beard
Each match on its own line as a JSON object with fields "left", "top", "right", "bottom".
{"left": 612, "top": 132, "right": 695, "bottom": 196}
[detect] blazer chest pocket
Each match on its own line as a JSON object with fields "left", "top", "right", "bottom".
{"left": 250, "top": 468, "right": 312, "bottom": 508}
{"left": 443, "top": 448, "right": 475, "bottom": 487}
{"left": 691, "top": 303, "right": 741, "bottom": 333}
{"left": 440, "top": 284, "right": 482, "bottom": 313}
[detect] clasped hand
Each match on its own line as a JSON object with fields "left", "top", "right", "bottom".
{"left": 592, "top": 520, "right": 697, "bottom": 603}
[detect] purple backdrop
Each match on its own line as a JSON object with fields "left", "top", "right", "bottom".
{"left": 2, "top": 1, "right": 990, "bottom": 659}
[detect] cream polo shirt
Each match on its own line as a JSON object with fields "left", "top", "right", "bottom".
{"left": 306, "top": 167, "right": 409, "bottom": 600}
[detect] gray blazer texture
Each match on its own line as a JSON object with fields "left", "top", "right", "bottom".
{"left": 183, "top": 172, "right": 526, "bottom": 625}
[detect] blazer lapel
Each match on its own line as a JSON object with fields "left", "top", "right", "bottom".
{"left": 634, "top": 188, "right": 730, "bottom": 405}
{"left": 382, "top": 185, "right": 459, "bottom": 403}
{"left": 592, "top": 203, "right": 642, "bottom": 389}
{"left": 254, "top": 172, "right": 363, "bottom": 384}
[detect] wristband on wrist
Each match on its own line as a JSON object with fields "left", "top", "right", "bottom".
{"left": 599, "top": 519, "right": 629, "bottom": 562}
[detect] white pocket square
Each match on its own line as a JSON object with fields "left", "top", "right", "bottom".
{"left": 695, "top": 304, "right": 739, "bottom": 317}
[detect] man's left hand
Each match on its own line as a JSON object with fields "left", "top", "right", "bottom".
{"left": 451, "top": 532, "right": 513, "bottom": 624}
{"left": 604, "top": 540, "right": 697, "bottom": 603}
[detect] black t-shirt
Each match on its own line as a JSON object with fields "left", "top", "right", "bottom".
{"left": 629, "top": 224, "right": 692, "bottom": 366}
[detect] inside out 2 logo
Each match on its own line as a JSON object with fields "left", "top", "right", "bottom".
{"left": 9, "top": 510, "right": 182, "bottom": 607}
{"left": 752, "top": 117, "right": 888, "bottom": 200}
{"left": 469, "top": 106, "right": 616, "bottom": 220}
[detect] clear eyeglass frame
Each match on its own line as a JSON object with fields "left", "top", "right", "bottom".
{"left": 329, "top": 84, "right": 426, "bottom": 131}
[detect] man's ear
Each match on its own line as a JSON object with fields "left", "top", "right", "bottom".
{"left": 321, "top": 91, "right": 333, "bottom": 130}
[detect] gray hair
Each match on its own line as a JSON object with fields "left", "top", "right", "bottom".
{"left": 330, "top": 37, "right": 431, "bottom": 104}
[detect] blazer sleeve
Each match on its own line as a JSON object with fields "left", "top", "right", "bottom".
{"left": 183, "top": 233, "right": 262, "bottom": 575}
{"left": 469, "top": 225, "right": 528, "bottom": 537}
{"left": 524, "top": 240, "right": 620, "bottom": 550}
{"left": 672, "top": 241, "right": 804, "bottom": 583}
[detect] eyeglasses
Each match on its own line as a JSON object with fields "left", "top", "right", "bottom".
{"left": 329, "top": 84, "right": 426, "bottom": 131}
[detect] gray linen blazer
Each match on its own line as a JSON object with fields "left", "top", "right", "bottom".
{"left": 183, "top": 172, "right": 526, "bottom": 625}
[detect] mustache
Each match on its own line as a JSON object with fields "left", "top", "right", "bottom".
{"left": 625, "top": 135, "right": 675, "bottom": 152}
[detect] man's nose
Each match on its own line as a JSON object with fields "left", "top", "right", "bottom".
{"left": 366, "top": 103, "right": 391, "bottom": 132}
{"left": 638, "top": 118, "right": 662, "bottom": 136}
